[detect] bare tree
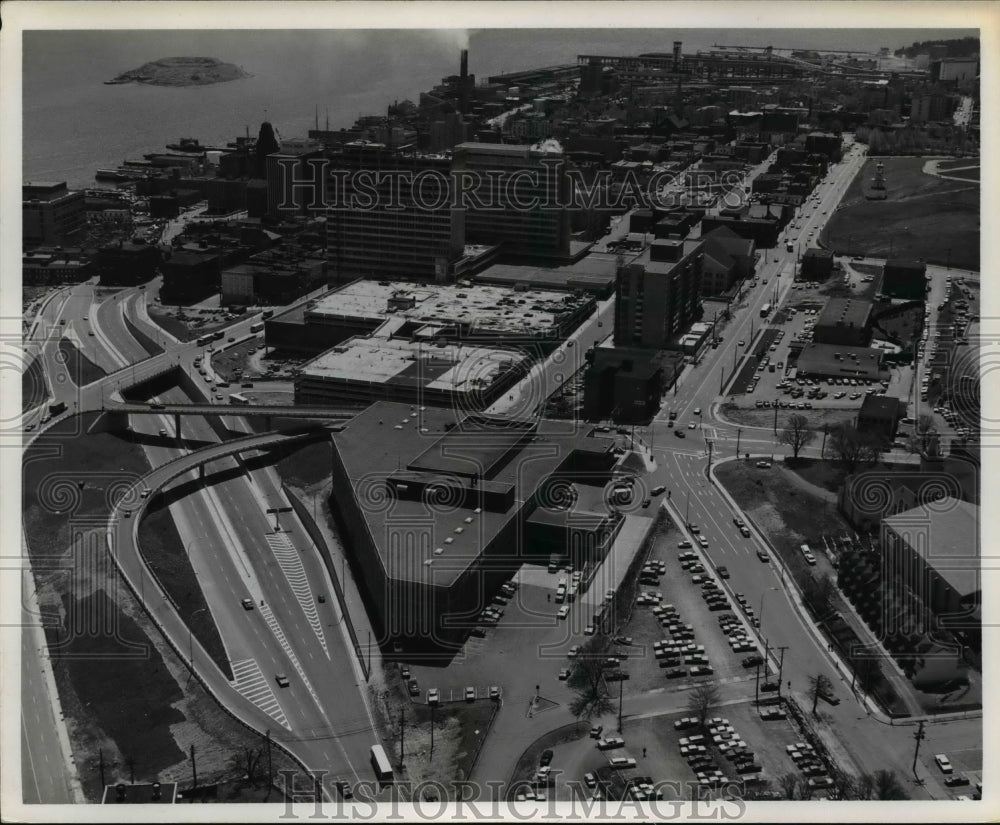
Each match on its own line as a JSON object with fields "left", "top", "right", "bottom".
{"left": 685, "top": 683, "right": 721, "bottom": 728}
{"left": 796, "top": 775, "right": 815, "bottom": 800}
{"left": 856, "top": 771, "right": 876, "bottom": 800}
{"left": 807, "top": 673, "right": 835, "bottom": 716}
{"left": 906, "top": 413, "right": 938, "bottom": 454}
{"left": 229, "top": 746, "right": 264, "bottom": 787}
{"left": 830, "top": 766, "right": 859, "bottom": 800}
{"left": 569, "top": 686, "right": 614, "bottom": 721}
{"left": 568, "top": 634, "right": 613, "bottom": 694}
{"left": 872, "top": 769, "right": 908, "bottom": 800}
{"left": 777, "top": 772, "right": 799, "bottom": 800}
{"left": 779, "top": 414, "right": 817, "bottom": 459}
{"left": 828, "top": 423, "right": 867, "bottom": 472}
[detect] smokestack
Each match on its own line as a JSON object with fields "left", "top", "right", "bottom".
{"left": 673, "top": 41, "right": 682, "bottom": 70}
{"left": 459, "top": 49, "right": 470, "bottom": 114}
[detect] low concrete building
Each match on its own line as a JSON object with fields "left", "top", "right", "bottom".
{"left": 882, "top": 259, "right": 927, "bottom": 301}
{"left": 800, "top": 247, "right": 835, "bottom": 281}
{"left": 795, "top": 342, "right": 886, "bottom": 381}
{"left": 856, "top": 394, "right": 903, "bottom": 444}
{"left": 813, "top": 298, "right": 873, "bottom": 347}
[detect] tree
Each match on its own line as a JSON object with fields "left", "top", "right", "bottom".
{"left": 569, "top": 685, "right": 614, "bottom": 721}
{"left": 827, "top": 422, "right": 867, "bottom": 472}
{"left": 871, "top": 769, "right": 908, "bottom": 800}
{"left": 907, "top": 413, "right": 939, "bottom": 455}
{"left": 568, "top": 634, "right": 612, "bottom": 694}
{"left": 777, "top": 772, "right": 799, "bottom": 800}
{"left": 685, "top": 683, "right": 721, "bottom": 728}
{"left": 807, "top": 673, "right": 835, "bottom": 716}
{"left": 856, "top": 771, "right": 876, "bottom": 800}
{"left": 829, "top": 766, "right": 859, "bottom": 800}
{"left": 779, "top": 413, "right": 817, "bottom": 459}
{"left": 229, "top": 746, "right": 264, "bottom": 786}
{"left": 802, "top": 574, "right": 836, "bottom": 618}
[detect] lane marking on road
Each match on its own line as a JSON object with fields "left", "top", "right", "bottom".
{"left": 264, "top": 531, "right": 328, "bottom": 656}
{"left": 258, "top": 602, "right": 322, "bottom": 706}
{"left": 229, "top": 658, "right": 290, "bottom": 729}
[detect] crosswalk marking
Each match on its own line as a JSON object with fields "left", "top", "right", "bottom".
{"left": 229, "top": 658, "right": 290, "bottom": 729}
{"left": 265, "top": 532, "right": 327, "bottom": 656}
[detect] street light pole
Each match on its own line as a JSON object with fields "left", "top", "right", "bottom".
{"left": 189, "top": 608, "right": 207, "bottom": 670}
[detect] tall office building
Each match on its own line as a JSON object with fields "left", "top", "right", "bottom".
{"left": 453, "top": 142, "right": 572, "bottom": 262}
{"left": 614, "top": 239, "right": 704, "bottom": 349}
{"left": 326, "top": 141, "right": 466, "bottom": 282}
{"left": 265, "top": 138, "right": 325, "bottom": 220}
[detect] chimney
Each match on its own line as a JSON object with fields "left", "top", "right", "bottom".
{"left": 673, "top": 41, "right": 682, "bottom": 70}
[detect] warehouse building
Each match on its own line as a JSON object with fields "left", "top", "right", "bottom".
{"left": 813, "top": 298, "right": 874, "bottom": 347}
{"left": 795, "top": 342, "right": 887, "bottom": 381}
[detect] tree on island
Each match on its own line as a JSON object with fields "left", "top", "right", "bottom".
{"left": 779, "top": 413, "right": 817, "bottom": 460}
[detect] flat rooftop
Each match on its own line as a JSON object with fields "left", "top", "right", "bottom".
{"left": 332, "top": 402, "right": 614, "bottom": 587}
{"left": 816, "top": 298, "right": 873, "bottom": 330}
{"left": 301, "top": 336, "right": 526, "bottom": 394}
{"left": 884, "top": 497, "right": 979, "bottom": 597}
{"left": 474, "top": 253, "right": 617, "bottom": 293}
{"left": 306, "top": 279, "right": 591, "bottom": 335}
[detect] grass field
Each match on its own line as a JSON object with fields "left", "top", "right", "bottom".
{"left": 22, "top": 355, "right": 46, "bottom": 412}
{"left": 137, "top": 499, "right": 234, "bottom": 680}
{"left": 123, "top": 314, "right": 165, "bottom": 357}
{"left": 58, "top": 338, "right": 106, "bottom": 386}
{"left": 821, "top": 157, "right": 979, "bottom": 270}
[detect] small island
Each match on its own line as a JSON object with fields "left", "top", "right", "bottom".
{"left": 105, "top": 56, "right": 250, "bottom": 87}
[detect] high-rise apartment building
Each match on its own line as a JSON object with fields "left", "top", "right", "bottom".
{"left": 614, "top": 239, "right": 704, "bottom": 349}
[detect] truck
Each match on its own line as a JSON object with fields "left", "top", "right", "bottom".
{"left": 370, "top": 744, "right": 393, "bottom": 783}
{"left": 786, "top": 242, "right": 794, "bottom": 253}
{"left": 760, "top": 303, "right": 771, "bottom": 318}
{"left": 261, "top": 309, "right": 274, "bottom": 319}
{"left": 47, "top": 400, "right": 66, "bottom": 416}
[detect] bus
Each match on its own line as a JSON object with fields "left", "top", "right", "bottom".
{"left": 250, "top": 322, "right": 264, "bottom": 334}
{"left": 370, "top": 744, "right": 393, "bottom": 783}
{"left": 760, "top": 303, "right": 771, "bottom": 318}
{"left": 196, "top": 334, "right": 213, "bottom": 346}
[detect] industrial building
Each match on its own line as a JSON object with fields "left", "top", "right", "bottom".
{"left": 812, "top": 298, "right": 874, "bottom": 347}
{"left": 856, "top": 394, "right": 904, "bottom": 444}
{"left": 328, "top": 402, "right": 622, "bottom": 651}
{"left": 614, "top": 238, "right": 704, "bottom": 349}
{"left": 22, "top": 181, "right": 87, "bottom": 247}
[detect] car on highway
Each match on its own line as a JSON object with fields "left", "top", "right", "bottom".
{"left": 717, "top": 566, "right": 730, "bottom": 579}
{"left": 275, "top": 674, "right": 290, "bottom": 688}
{"left": 756, "top": 550, "right": 770, "bottom": 563}
{"left": 465, "top": 686, "right": 476, "bottom": 702}
{"left": 675, "top": 430, "right": 685, "bottom": 438}
{"left": 427, "top": 688, "right": 440, "bottom": 705}
{"left": 241, "top": 598, "right": 254, "bottom": 610}
{"left": 688, "top": 422, "right": 696, "bottom": 429}
{"left": 738, "top": 340, "right": 745, "bottom": 346}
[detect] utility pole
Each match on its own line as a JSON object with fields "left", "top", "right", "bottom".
{"left": 763, "top": 637, "right": 771, "bottom": 677}
{"left": 773, "top": 401, "right": 779, "bottom": 435}
{"left": 190, "top": 743, "right": 197, "bottom": 792}
{"left": 754, "top": 663, "right": 760, "bottom": 709}
{"left": 720, "top": 366, "right": 725, "bottom": 393}
{"left": 100, "top": 748, "right": 106, "bottom": 789}
{"left": 685, "top": 491, "right": 690, "bottom": 526}
{"left": 430, "top": 704, "right": 435, "bottom": 758}
{"left": 617, "top": 675, "right": 624, "bottom": 733}
{"left": 706, "top": 439, "right": 714, "bottom": 474}
{"left": 776, "top": 646, "right": 789, "bottom": 699}
{"left": 399, "top": 707, "right": 405, "bottom": 769}
{"left": 736, "top": 428, "right": 742, "bottom": 457}
{"left": 911, "top": 721, "right": 926, "bottom": 784}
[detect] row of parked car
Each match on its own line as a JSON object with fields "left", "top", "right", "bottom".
{"left": 675, "top": 716, "right": 764, "bottom": 785}
{"left": 785, "top": 741, "right": 835, "bottom": 790}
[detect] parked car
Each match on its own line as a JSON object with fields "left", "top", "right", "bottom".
{"left": 597, "top": 737, "right": 625, "bottom": 751}
{"left": 427, "top": 688, "right": 440, "bottom": 705}
{"left": 609, "top": 757, "right": 637, "bottom": 770}
{"left": 539, "top": 749, "right": 554, "bottom": 767}
{"left": 590, "top": 725, "right": 604, "bottom": 739}
{"left": 558, "top": 668, "right": 571, "bottom": 680}
{"left": 489, "top": 686, "right": 501, "bottom": 701}
{"left": 408, "top": 679, "right": 420, "bottom": 697}
{"left": 557, "top": 605, "right": 570, "bottom": 619}
{"left": 935, "top": 754, "right": 954, "bottom": 774}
